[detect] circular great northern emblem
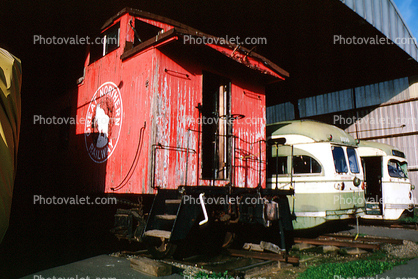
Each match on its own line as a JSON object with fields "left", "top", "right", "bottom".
{"left": 84, "top": 81, "right": 123, "bottom": 163}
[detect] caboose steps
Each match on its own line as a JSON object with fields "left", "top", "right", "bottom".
{"left": 144, "top": 229, "right": 172, "bottom": 239}
{"left": 156, "top": 214, "right": 177, "bottom": 220}
{"left": 165, "top": 199, "right": 181, "bottom": 204}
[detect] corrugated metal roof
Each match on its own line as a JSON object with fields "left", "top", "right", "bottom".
{"left": 340, "top": 0, "right": 418, "bottom": 61}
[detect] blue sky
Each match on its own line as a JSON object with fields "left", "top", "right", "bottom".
{"left": 392, "top": 0, "right": 418, "bottom": 39}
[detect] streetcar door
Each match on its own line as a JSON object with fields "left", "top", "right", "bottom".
{"left": 362, "top": 156, "right": 383, "bottom": 215}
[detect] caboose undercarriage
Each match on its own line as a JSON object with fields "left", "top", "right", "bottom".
{"left": 112, "top": 186, "right": 294, "bottom": 259}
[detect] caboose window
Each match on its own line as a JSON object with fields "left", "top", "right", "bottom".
{"left": 132, "top": 19, "right": 164, "bottom": 47}
{"left": 104, "top": 24, "right": 120, "bottom": 55}
{"left": 347, "top": 147, "right": 360, "bottom": 173}
{"left": 332, "top": 146, "right": 348, "bottom": 173}
{"left": 293, "top": 156, "right": 321, "bottom": 174}
{"left": 90, "top": 22, "right": 120, "bottom": 63}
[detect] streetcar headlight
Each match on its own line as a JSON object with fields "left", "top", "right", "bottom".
{"left": 353, "top": 177, "right": 361, "bottom": 187}
{"left": 334, "top": 182, "right": 345, "bottom": 190}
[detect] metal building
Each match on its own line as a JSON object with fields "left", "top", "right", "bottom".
{"left": 267, "top": 0, "right": 418, "bottom": 203}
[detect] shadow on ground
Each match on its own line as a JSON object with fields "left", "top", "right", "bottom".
{"left": 0, "top": 191, "right": 152, "bottom": 279}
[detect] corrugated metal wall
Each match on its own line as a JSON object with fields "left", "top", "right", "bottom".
{"left": 267, "top": 77, "right": 418, "bottom": 203}
{"left": 340, "top": 0, "right": 418, "bottom": 61}
{"left": 298, "top": 89, "right": 354, "bottom": 118}
{"left": 294, "top": 77, "right": 412, "bottom": 119}
{"left": 266, "top": 102, "right": 294, "bottom": 123}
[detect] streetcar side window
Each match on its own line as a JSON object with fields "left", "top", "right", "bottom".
{"left": 388, "top": 160, "right": 408, "bottom": 178}
{"left": 347, "top": 147, "right": 360, "bottom": 173}
{"left": 293, "top": 156, "right": 321, "bottom": 174}
{"left": 332, "top": 146, "right": 348, "bottom": 173}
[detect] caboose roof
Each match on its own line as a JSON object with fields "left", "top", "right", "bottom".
{"left": 104, "top": 8, "right": 289, "bottom": 82}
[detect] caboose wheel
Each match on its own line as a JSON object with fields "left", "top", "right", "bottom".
{"left": 222, "top": 231, "right": 235, "bottom": 248}
{"left": 146, "top": 237, "right": 177, "bottom": 259}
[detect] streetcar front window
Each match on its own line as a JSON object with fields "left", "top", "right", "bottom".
{"left": 388, "top": 160, "right": 408, "bottom": 178}
{"left": 347, "top": 147, "right": 360, "bottom": 173}
{"left": 332, "top": 146, "right": 348, "bottom": 173}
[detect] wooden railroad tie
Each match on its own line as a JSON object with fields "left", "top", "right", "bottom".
{"left": 228, "top": 249, "right": 299, "bottom": 265}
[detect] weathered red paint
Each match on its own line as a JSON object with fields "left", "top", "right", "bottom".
{"left": 206, "top": 44, "right": 286, "bottom": 80}
{"left": 71, "top": 8, "right": 288, "bottom": 194}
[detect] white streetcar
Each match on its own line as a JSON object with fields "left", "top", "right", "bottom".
{"left": 358, "top": 141, "right": 415, "bottom": 220}
{"left": 267, "top": 120, "right": 365, "bottom": 229}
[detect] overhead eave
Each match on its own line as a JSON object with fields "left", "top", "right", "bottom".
{"left": 340, "top": 0, "right": 418, "bottom": 61}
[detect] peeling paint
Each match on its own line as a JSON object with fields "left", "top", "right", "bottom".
{"left": 71, "top": 10, "right": 285, "bottom": 194}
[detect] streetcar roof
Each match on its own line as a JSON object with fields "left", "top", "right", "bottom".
{"left": 358, "top": 140, "right": 406, "bottom": 158}
{"left": 267, "top": 120, "right": 357, "bottom": 146}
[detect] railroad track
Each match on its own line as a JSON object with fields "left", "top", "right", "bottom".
{"left": 116, "top": 247, "right": 299, "bottom": 278}
{"left": 116, "top": 226, "right": 412, "bottom": 277}
{"left": 388, "top": 223, "right": 418, "bottom": 230}
{"left": 295, "top": 233, "right": 404, "bottom": 251}
{"left": 352, "top": 218, "right": 418, "bottom": 230}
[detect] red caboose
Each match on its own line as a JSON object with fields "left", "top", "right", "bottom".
{"left": 72, "top": 8, "right": 293, "bottom": 257}
{"left": 73, "top": 8, "right": 288, "bottom": 193}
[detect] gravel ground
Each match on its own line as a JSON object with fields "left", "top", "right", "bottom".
{"left": 382, "top": 240, "right": 418, "bottom": 259}
{"left": 344, "top": 225, "right": 418, "bottom": 242}
{"left": 258, "top": 225, "right": 418, "bottom": 279}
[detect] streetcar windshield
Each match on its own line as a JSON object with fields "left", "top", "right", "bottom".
{"left": 332, "top": 146, "right": 348, "bottom": 173}
{"left": 347, "top": 147, "right": 360, "bottom": 173}
{"left": 388, "top": 159, "right": 408, "bottom": 178}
